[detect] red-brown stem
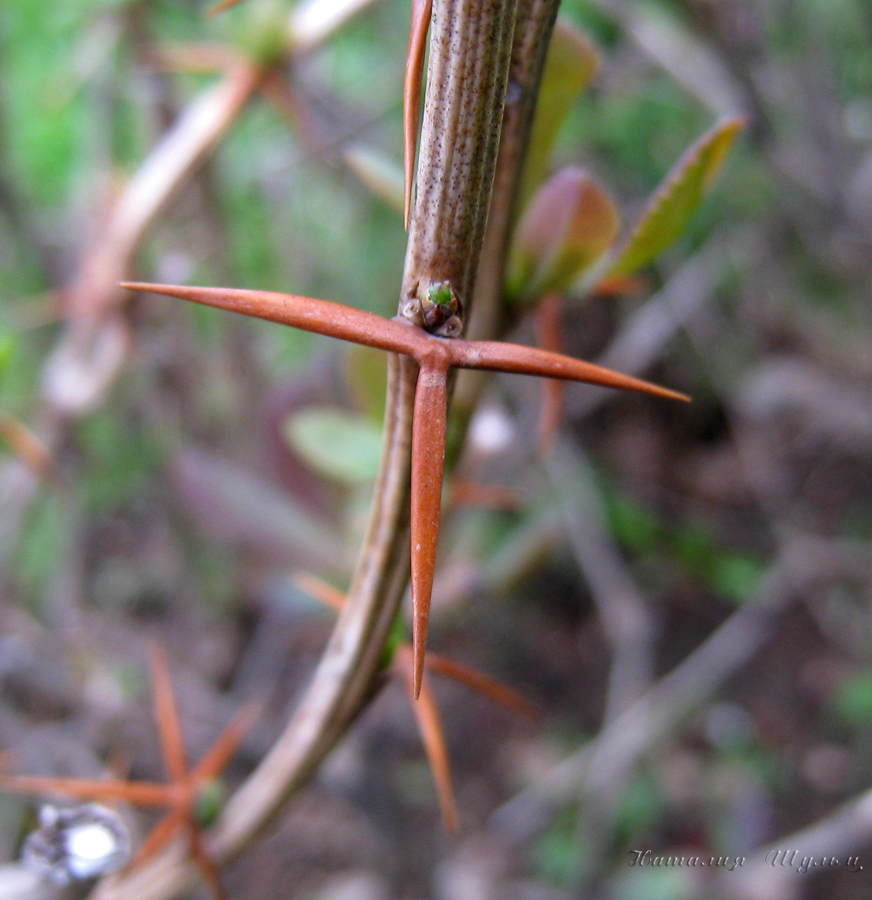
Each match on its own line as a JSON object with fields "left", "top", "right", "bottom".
{"left": 401, "top": 0, "right": 517, "bottom": 308}
{"left": 410, "top": 355, "right": 451, "bottom": 697}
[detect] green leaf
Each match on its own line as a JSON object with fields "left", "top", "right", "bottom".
{"left": 507, "top": 167, "right": 620, "bottom": 301}
{"left": 710, "top": 554, "right": 764, "bottom": 603}
{"left": 608, "top": 117, "right": 744, "bottom": 277}
{"left": 0, "top": 331, "right": 17, "bottom": 379}
{"left": 521, "top": 19, "right": 600, "bottom": 208}
{"left": 284, "top": 407, "right": 384, "bottom": 485}
{"left": 530, "top": 810, "right": 589, "bottom": 886}
{"left": 233, "top": 0, "right": 291, "bottom": 66}
{"left": 831, "top": 671, "right": 872, "bottom": 726}
{"left": 342, "top": 344, "right": 388, "bottom": 424}
{"left": 614, "top": 866, "right": 694, "bottom": 900}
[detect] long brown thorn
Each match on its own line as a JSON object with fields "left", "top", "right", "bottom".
{"left": 403, "top": 0, "right": 432, "bottom": 228}
{"left": 123, "top": 280, "right": 687, "bottom": 691}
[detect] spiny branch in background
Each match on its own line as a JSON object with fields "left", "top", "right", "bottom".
{"left": 121, "top": 281, "right": 688, "bottom": 698}
{"left": 0, "top": 410, "right": 64, "bottom": 484}
{"left": 0, "top": 641, "right": 255, "bottom": 900}
{"left": 207, "top": 0, "right": 250, "bottom": 16}
{"left": 295, "top": 572, "right": 538, "bottom": 832}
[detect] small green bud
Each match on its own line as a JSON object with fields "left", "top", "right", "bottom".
{"left": 195, "top": 779, "right": 227, "bottom": 827}
{"left": 420, "top": 281, "right": 462, "bottom": 336}
{"left": 427, "top": 281, "right": 455, "bottom": 308}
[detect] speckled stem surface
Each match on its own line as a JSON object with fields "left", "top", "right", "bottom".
{"left": 467, "top": 0, "right": 561, "bottom": 341}
{"left": 88, "top": 4, "right": 528, "bottom": 898}
{"left": 401, "top": 0, "right": 518, "bottom": 320}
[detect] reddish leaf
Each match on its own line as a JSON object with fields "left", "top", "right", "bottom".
{"left": 509, "top": 168, "right": 621, "bottom": 300}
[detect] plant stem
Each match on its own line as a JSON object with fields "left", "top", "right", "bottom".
{"left": 90, "top": 3, "right": 528, "bottom": 897}
{"left": 400, "top": 0, "right": 518, "bottom": 322}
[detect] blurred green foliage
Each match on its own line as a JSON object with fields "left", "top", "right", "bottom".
{"left": 1, "top": 4, "right": 870, "bottom": 890}
{"left": 603, "top": 480, "right": 765, "bottom": 603}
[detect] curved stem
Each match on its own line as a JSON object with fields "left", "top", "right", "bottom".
{"left": 90, "top": 3, "right": 534, "bottom": 897}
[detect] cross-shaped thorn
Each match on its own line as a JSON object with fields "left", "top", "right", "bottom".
{"left": 121, "top": 281, "right": 688, "bottom": 698}
{"left": 0, "top": 641, "right": 255, "bottom": 900}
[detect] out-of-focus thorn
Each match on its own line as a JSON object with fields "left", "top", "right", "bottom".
{"left": 294, "top": 571, "right": 346, "bottom": 613}
{"left": 343, "top": 144, "right": 405, "bottom": 214}
{"left": 0, "top": 774, "right": 173, "bottom": 807}
{"left": 146, "top": 43, "right": 240, "bottom": 74}
{"left": 534, "top": 293, "right": 565, "bottom": 456}
{"left": 259, "top": 71, "right": 329, "bottom": 151}
{"left": 190, "top": 828, "right": 229, "bottom": 900}
{"left": 449, "top": 479, "right": 525, "bottom": 512}
{"left": 398, "top": 650, "right": 459, "bottom": 833}
{"left": 130, "top": 808, "right": 187, "bottom": 868}
{"left": 403, "top": 0, "right": 432, "bottom": 229}
{"left": 191, "top": 702, "right": 259, "bottom": 783}
{"left": 591, "top": 273, "right": 648, "bottom": 298}
{"left": 148, "top": 640, "right": 188, "bottom": 785}
{"left": 0, "top": 411, "right": 64, "bottom": 484}
{"left": 207, "top": 0, "right": 249, "bottom": 16}
{"left": 423, "top": 652, "right": 540, "bottom": 722}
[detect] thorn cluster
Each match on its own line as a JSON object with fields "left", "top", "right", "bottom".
{"left": 0, "top": 641, "right": 254, "bottom": 900}
{"left": 122, "top": 281, "right": 688, "bottom": 698}
{"left": 295, "top": 572, "right": 537, "bottom": 831}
